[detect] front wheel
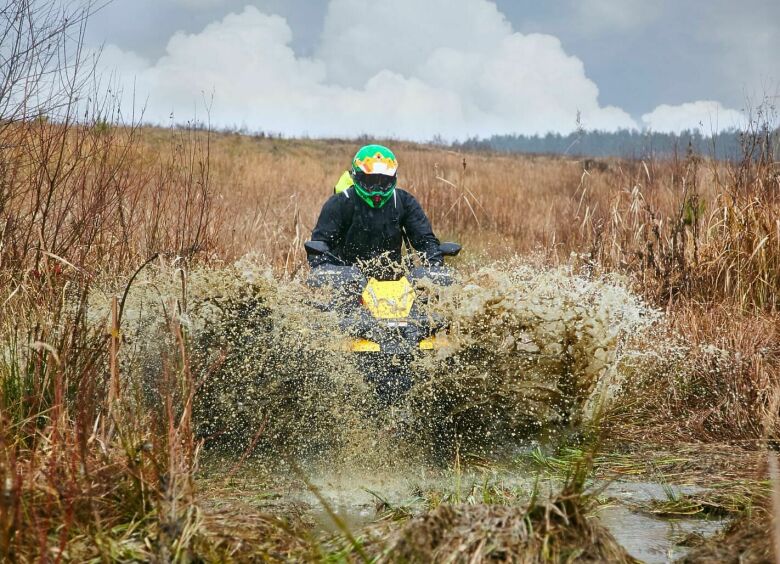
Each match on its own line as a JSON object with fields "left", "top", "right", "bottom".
{"left": 356, "top": 354, "right": 414, "bottom": 407}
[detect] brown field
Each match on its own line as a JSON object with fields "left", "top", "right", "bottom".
{"left": 153, "top": 128, "right": 780, "bottom": 308}
{"left": 2, "top": 116, "right": 779, "bottom": 560}
{"left": 5, "top": 4, "right": 780, "bottom": 560}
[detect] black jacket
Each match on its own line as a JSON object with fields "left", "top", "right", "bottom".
{"left": 309, "top": 187, "right": 442, "bottom": 267}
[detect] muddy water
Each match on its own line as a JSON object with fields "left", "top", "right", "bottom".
{"left": 200, "top": 459, "right": 726, "bottom": 562}
{"left": 302, "top": 472, "right": 724, "bottom": 562}
{"left": 99, "top": 257, "right": 664, "bottom": 462}
{"left": 599, "top": 482, "right": 725, "bottom": 563}
{"left": 598, "top": 505, "right": 723, "bottom": 563}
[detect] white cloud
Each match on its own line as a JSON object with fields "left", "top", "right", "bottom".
{"left": 98, "top": 44, "right": 150, "bottom": 74}
{"left": 99, "top": 1, "right": 640, "bottom": 139}
{"left": 318, "top": 0, "right": 512, "bottom": 88}
{"left": 641, "top": 100, "right": 745, "bottom": 133}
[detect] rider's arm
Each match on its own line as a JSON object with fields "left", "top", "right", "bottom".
{"left": 399, "top": 190, "right": 443, "bottom": 266}
{"left": 309, "top": 193, "right": 349, "bottom": 266}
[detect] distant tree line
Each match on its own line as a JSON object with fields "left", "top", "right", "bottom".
{"left": 451, "top": 128, "right": 779, "bottom": 161}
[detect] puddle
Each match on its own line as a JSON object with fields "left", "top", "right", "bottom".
{"left": 598, "top": 505, "right": 723, "bottom": 563}
{"left": 597, "top": 481, "right": 725, "bottom": 563}
{"left": 299, "top": 472, "right": 726, "bottom": 562}
{"left": 300, "top": 465, "right": 433, "bottom": 535}
{"left": 200, "top": 459, "right": 729, "bottom": 562}
{"left": 311, "top": 504, "right": 377, "bottom": 535}
{"left": 602, "top": 480, "right": 707, "bottom": 503}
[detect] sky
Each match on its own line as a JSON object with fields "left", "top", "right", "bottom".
{"left": 82, "top": 0, "right": 779, "bottom": 140}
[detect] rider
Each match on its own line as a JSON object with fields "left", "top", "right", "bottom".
{"left": 308, "top": 144, "right": 443, "bottom": 269}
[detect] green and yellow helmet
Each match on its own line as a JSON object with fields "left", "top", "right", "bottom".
{"left": 350, "top": 144, "right": 398, "bottom": 208}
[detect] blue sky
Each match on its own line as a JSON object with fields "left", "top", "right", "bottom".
{"left": 84, "top": 0, "right": 778, "bottom": 139}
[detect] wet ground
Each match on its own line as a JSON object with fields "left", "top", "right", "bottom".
{"left": 305, "top": 478, "right": 725, "bottom": 563}
{"left": 199, "top": 454, "right": 743, "bottom": 563}
{"left": 598, "top": 482, "right": 725, "bottom": 563}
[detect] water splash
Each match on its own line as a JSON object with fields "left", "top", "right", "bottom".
{"left": 403, "top": 259, "right": 660, "bottom": 458}
{"left": 89, "top": 256, "right": 659, "bottom": 465}
{"left": 89, "top": 257, "right": 385, "bottom": 465}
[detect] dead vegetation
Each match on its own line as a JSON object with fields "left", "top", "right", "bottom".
{"left": 678, "top": 506, "right": 773, "bottom": 563}
{"left": 381, "top": 499, "right": 632, "bottom": 564}
{"left": 0, "top": 1, "right": 213, "bottom": 559}
{"left": 319, "top": 460, "right": 636, "bottom": 563}
{"left": 1, "top": 0, "right": 780, "bottom": 560}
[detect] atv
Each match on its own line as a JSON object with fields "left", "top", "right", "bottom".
{"left": 304, "top": 240, "right": 461, "bottom": 405}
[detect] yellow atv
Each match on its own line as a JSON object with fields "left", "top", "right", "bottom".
{"left": 304, "top": 240, "right": 461, "bottom": 404}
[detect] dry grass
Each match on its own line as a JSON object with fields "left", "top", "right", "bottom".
{"left": 2, "top": 121, "right": 779, "bottom": 558}
{"left": 606, "top": 304, "right": 780, "bottom": 444}
{"left": 322, "top": 459, "right": 635, "bottom": 563}
{"left": 379, "top": 499, "right": 632, "bottom": 563}
{"left": 1, "top": 30, "right": 215, "bottom": 555}
{"left": 154, "top": 127, "right": 780, "bottom": 311}
{"left": 175, "top": 133, "right": 608, "bottom": 265}
{"left": 678, "top": 506, "right": 773, "bottom": 563}
{"left": 1, "top": 11, "right": 778, "bottom": 555}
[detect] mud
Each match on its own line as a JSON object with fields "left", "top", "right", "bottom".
{"left": 310, "top": 476, "right": 726, "bottom": 562}
{"left": 198, "top": 461, "right": 728, "bottom": 563}
{"left": 92, "top": 256, "right": 659, "bottom": 464}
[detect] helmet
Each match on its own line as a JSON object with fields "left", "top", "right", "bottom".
{"left": 350, "top": 144, "right": 398, "bottom": 208}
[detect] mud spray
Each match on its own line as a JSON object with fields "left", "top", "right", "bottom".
{"left": 92, "top": 256, "right": 659, "bottom": 471}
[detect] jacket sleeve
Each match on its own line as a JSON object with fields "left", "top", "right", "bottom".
{"left": 400, "top": 191, "right": 443, "bottom": 265}
{"left": 309, "top": 193, "right": 349, "bottom": 266}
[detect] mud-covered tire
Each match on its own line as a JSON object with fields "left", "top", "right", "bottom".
{"left": 356, "top": 354, "right": 414, "bottom": 406}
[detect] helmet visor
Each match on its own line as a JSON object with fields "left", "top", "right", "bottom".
{"left": 353, "top": 171, "right": 397, "bottom": 193}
